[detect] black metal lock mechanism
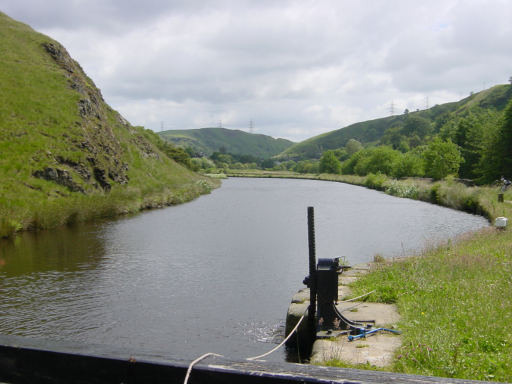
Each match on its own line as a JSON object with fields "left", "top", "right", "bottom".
{"left": 304, "top": 207, "right": 374, "bottom": 340}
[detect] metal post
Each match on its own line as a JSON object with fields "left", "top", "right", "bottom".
{"left": 307, "top": 207, "right": 317, "bottom": 342}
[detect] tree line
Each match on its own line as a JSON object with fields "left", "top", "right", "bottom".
{"left": 158, "top": 92, "right": 512, "bottom": 184}
{"left": 316, "top": 97, "right": 512, "bottom": 183}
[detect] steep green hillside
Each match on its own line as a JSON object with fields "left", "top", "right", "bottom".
{"left": 158, "top": 127, "right": 293, "bottom": 158}
{"left": 279, "top": 85, "right": 512, "bottom": 160}
{"left": 0, "top": 12, "right": 216, "bottom": 237}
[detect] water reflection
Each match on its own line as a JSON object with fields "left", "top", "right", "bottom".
{"left": 0, "top": 224, "right": 106, "bottom": 275}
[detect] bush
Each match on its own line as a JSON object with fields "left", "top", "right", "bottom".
{"left": 386, "top": 180, "right": 419, "bottom": 199}
{"left": 344, "top": 146, "right": 401, "bottom": 176}
{"left": 364, "top": 172, "right": 388, "bottom": 190}
{"left": 319, "top": 150, "right": 342, "bottom": 174}
{"left": 393, "top": 153, "right": 425, "bottom": 178}
{"left": 294, "top": 160, "right": 319, "bottom": 174}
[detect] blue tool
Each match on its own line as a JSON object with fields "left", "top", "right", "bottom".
{"left": 348, "top": 327, "right": 401, "bottom": 341}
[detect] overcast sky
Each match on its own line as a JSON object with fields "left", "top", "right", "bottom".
{"left": 1, "top": 1, "right": 511, "bottom": 141}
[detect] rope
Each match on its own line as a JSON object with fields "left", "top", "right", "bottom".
{"left": 182, "top": 291, "right": 376, "bottom": 382}
{"left": 338, "top": 301, "right": 363, "bottom": 313}
{"left": 183, "top": 308, "right": 308, "bottom": 383}
{"left": 183, "top": 353, "right": 223, "bottom": 384}
{"left": 246, "top": 312, "right": 306, "bottom": 361}
{"left": 338, "top": 289, "right": 375, "bottom": 303}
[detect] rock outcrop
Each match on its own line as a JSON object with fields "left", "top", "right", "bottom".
{"left": 40, "top": 41, "right": 133, "bottom": 193}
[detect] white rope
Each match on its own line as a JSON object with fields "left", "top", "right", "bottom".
{"left": 183, "top": 308, "right": 309, "bottom": 382}
{"left": 246, "top": 312, "right": 306, "bottom": 361}
{"left": 338, "top": 301, "right": 363, "bottom": 313}
{"left": 181, "top": 291, "right": 375, "bottom": 381}
{"left": 183, "top": 352, "right": 223, "bottom": 384}
{"left": 338, "top": 289, "right": 375, "bottom": 303}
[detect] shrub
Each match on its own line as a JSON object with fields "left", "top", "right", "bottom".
{"left": 430, "top": 183, "right": 441, "bottom": 203}
{"left": 364, "top": 172, "right": 388, "bottom": 190}
{"left": 319, "top": 150, "right": 342, "bottom": 174}
{"left": 393, "top": 153, "right": 425, "bottom": 178}
{"left": 386, "top": 180, "right": 419, "bottom": 199}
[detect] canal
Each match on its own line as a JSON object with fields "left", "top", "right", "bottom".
{"left": 0, "top": 178, "right": 488, "bottom": 362}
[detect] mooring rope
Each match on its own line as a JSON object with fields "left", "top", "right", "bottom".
{"left": 183, "top": 291, "right": 376, "bottom": 383}
{"left": 246, "top": 312, "right": 306, "bottom": 361}
{"left": 338, "top": 301, "right": 363, "bottom": 313}
{"left": 183, "top": 352, "right": 223, "bottom": 384}
{"left": 183, "top": 308, "right": 308, "bottom": 383}
{"left": 183, "top": 291, "right": 377, "bottom": 382}
{"left": 338, "top": 289, "right": 375, "bottom": 303}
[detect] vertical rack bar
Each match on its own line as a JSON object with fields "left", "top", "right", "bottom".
{"left": 307, "top": 206, "right": 317, "bottom": 341}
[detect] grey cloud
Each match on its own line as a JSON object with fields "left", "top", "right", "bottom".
{"left": 1, "top": 0, "right": 511, "bottom": 141}
{"left": 1, "top": 0, "right": 219, "bottom": 31}
{"left": 382, "top": 1, "right": 512, "bottom": 94}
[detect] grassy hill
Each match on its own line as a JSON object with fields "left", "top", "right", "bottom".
{"left": 0, "top": 12, "right": 216, "bottom": 237}
{"left": 278, "top": 84, "right": 512, "bottom": 160}
{"left": 158, "top": 127, "right": 294, "bottom": 158}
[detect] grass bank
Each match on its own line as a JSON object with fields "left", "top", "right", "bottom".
{"left": 0, "top": 178, "right": 220, "bottom": 238}
{"left": 230, "top": 170, "right": 512, "bottom": 381}
{"left": 228, "top": 170, "right": 512, "bottom": 222}
{"left": 0, "top": 13, "right": 221, "bottom": 238}
{"left": 340, "top": 227, "right": 512, "bottom": 382}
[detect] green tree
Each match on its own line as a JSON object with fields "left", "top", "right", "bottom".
{"left": 156, "top": 141, "right": 193, "bottom": 169}
{"left": 333, "top": 148, "right": 349, "bottom": 161}
{"left": 475, "top": 107, "right": 509, "bottom": 183}
{"left": 357, "top": 146, "right": 401, "bottom": 176}
{"left": 496, "top": 99, "right": 512, "bottom": 178}
{"left": 260, "top": 158, "right": 275, "bottom": 169}
{"left": 403, "top": 115, "right": 432, "bottom": 138}
{"left": 393, "top": 152, "right": 425, "bottom": 178}
{"left": 408, "top": 134, "right": 422, "bottom": 148}
{"left": 211, "top": 152, "right": 233, "bottom": 165}
{"left": 453, "top": 114, "right": 485, "bottom": 179}
{"left": 319, "top": 150, "right": 342, "bottom": 174}
{"left": 345, "top": 139, "right": 363, "bottom": 155}
{"left": 283, "top": 160, "right": 296, "bottom": 170}
{"left": 398, "top": 140, "right": 410, "bottom": 153}
{"left": 341, "top": 149, "right": 370, "bottom": 174}
{"left": 423, "top": 138, "right": 463, "bottom": 180}
{"left": 344, "top": 146, "right": 401, "bottom": 176}
{"left": 380, "top": 126, "right": 403, "bottom": 149}
{"left": 294, "top": 160, "right": 319, "bottom": 174}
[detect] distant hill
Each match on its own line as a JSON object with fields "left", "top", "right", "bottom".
{"left": 158, "top": 127, "right": 294, "bottom": 158}
{"left": 0, "top": 12, "right": 212, "bottom": 236}
{"left": 278, "top": 84, "right": 512, "bottom": 160}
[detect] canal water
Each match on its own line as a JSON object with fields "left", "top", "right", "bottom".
{"left": 0, "top": 178, "right": 488, "bottom": 362}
